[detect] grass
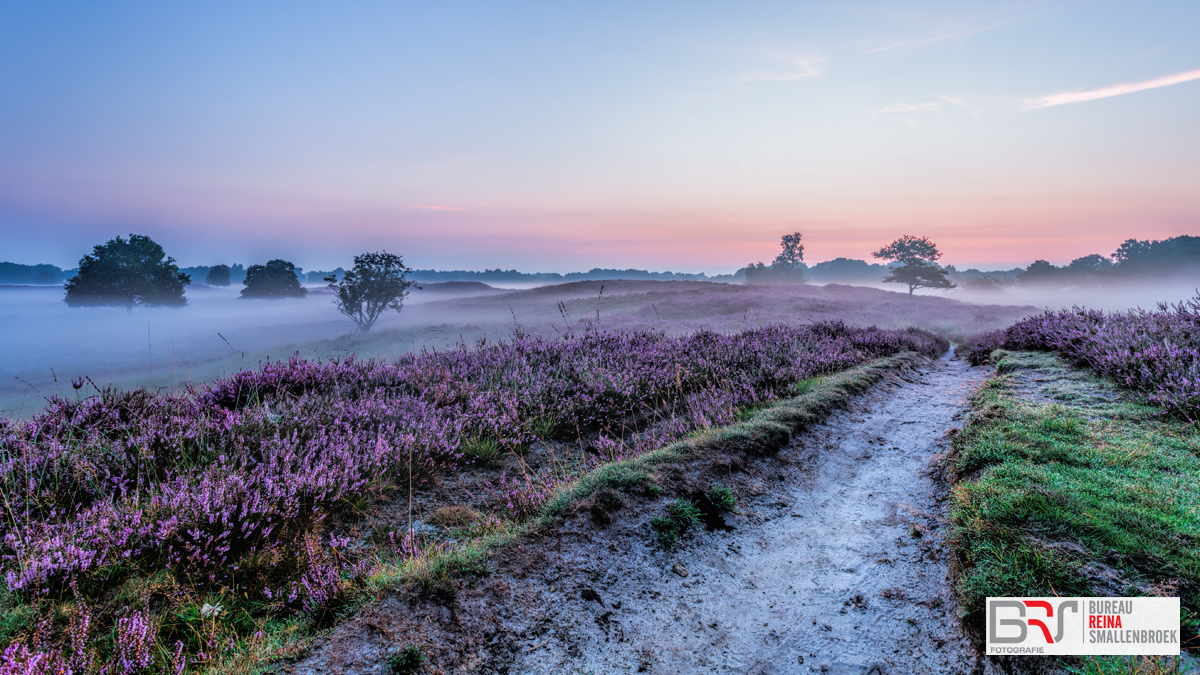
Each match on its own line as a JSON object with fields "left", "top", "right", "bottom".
{"left": 948, "top": 351, "right": 1200, "bottom": 653}
{"left": 1067, "top": 656, "right": 1194, "bottom": 675}
{"left": 650, "top": 498, "right": 702, "bottom": 549}
{"left": 704, "top": 484, "right": 737, "bottom": 512}
{"left": 388, "top": 645, "right": 425, "bottom": 674}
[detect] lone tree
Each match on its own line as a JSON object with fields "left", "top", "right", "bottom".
{"left": 327, "top": 251, "right": 415, "bottom": 333}
{"left": 872, "top": 235, "right": 954, "bottom": 295}
{"left": 64, "top": 234, "right": 189, "bottom": 307}
{"left": 240, "top": 260, "right": 307, "bottom": 299}
{"left": 205, "top": 264, "right": 231, "bottom": 286}
{"left": 745, "top": 232, "right": 806, "bottom": 284}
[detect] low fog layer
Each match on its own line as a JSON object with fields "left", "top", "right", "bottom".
{"left": 3, "top": 277, "right": 1192, "bottom": 418}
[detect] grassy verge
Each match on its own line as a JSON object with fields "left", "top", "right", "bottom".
{"left": 947, "top": 351, "right": 1200, "bottom": 668}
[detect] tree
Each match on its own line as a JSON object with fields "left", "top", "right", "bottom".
{"left": 807, "top": 258, "right": 889, "bottom": 284}
{"left": 1066, "top": 254, "right": 1112, "bottom": 282}
{"left": 745, "top": 232, "right": 806, "bottom": 284}
{"left": 773, "top": 232, "right": 805, "bottom": 267}
{"left": 240, "top": 260, "right": 307, "bottom": 299}
{"left": 64, "top": 234, "right": 189, "bottom": 307}
{"left": 873, "top": 235, "right": 954, "bottom": 295}
{"left": 881, "top": 260, "right": 955, "bottom": 295}
{"left": 326, "top": 251, "right": 415, "bottom": 333}
{"left": 1018, "top": 260, "right": 1064, "bottom": 286}
{"left": 872, "top": 234, "right": 942, "bottom": 265}
{"left": 206, "top": 264, "right": 231, "bottom": 286}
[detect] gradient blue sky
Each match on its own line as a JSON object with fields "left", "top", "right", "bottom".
{"left": 1, "top": 1, "right": 1198, "bottom": 273}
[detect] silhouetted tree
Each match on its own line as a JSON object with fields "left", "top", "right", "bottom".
{"left": 1018, "top": 259, "right": 1062, "bottom": 286}
{"left": 746, "top": 232, "right": 806, "bottom": 284}
{"left": 64, "top": 234, "right": 189, "bottom": 307}
{"left": 1067, "top": 254, "right": 1112, "bottom": 276}
{"left": 240, "top": 260, "right": 307, "bottom": 299}
{"left": 873, "top": 235, "right": 953, "bottom": 295}
{"left": 873, "top": 234, "right": 942, "bottom": 265}
{"left": 327, "top": 251, "right": 415, "bottom": 333}
{"left": 1111, "top": 236, "right": 1200, "bottom": 277}
{"left": 206, "top": 264, "right": 231, "bottom": 286}
{"left": 806, "top": 258, "right": 889, "bottom": 284}
{"left": 773, "top": 232, "right": 805, "bottom": 267}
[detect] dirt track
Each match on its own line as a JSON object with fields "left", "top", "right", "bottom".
{"left": 287, "top": 354, "right": 994, "bottom": 674}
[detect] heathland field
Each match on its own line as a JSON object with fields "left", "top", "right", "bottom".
{"left": 1, "top": 284, "right": 1198, "bottom": 674}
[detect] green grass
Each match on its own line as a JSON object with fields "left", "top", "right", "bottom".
{"left": 949, "top": 352, "right": 1200, "bottom": 649}
{"left": 459, "top": 436, "right": 504, "bottom": 462}
{"left": 650, "top": 498, "right": 702, "bottom": 549}
{"left": 704, "top": 484, "right": 737, "bottom": 512}
{"left": 1067, "top": 655, "right": 1194, "bottom": 675}
{"left": 388, "top": 644, "right": 425, "bottom": 674}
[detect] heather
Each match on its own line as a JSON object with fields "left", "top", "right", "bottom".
{"left": 0, "top": 279, "right": 1034, "bottom": 418}
{"left": 0, "top": 321, "right": 944, "bottom": 673}
{"left": 959, "top": 294, "right": 1200, "bottom": 418}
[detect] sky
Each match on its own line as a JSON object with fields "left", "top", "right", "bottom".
{"left": 1, "top": 1, "right": 1198, "bottom": 274}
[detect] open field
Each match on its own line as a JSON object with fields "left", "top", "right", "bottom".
{"left": 3, "top": 286, "right": 1199, "bottom": 674}
{"left": 0, "top": 280, "right": 1036, "bottom": 418}
{"left": 0, "top": 317, "right": 947, "bottom": 673}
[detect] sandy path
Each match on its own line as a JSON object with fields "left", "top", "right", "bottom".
{"left": 288, "top": 354, "right": 994, "bottom": 674}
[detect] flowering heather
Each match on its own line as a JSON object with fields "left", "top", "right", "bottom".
{"left": 964, "top": 294, "right": 1200, "bottom": 418}
{"left": 0, "top": 322, "right": 943, "bottom": 671}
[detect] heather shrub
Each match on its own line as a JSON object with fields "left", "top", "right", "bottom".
{"left": 0, "top": 321, "right": 943, "bottom": 671}
{"left": 955, "top": 329, "right": 1007, "bottom": 366}
{"left": 975, "top": 294, "right": 1200, "bottom": 418}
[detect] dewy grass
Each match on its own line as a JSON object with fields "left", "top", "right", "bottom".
{"left": 948, "top": 351, "right": 1200, "bottom": 651}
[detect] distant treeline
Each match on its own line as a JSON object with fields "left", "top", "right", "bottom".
{"left": 406, "top": 267, "right": 741, "bottom": 283}
{"left": 4, "top": 235, "right": 1197, "bottom": 289}
{"left": 1015, "top": 236, "right": 1200, "bottom": 287}
{"left": 176, "top": 265, "right": 346, "bottom": 285}
{"left": 0, "top": 263, "right": 76, "bottom": 285}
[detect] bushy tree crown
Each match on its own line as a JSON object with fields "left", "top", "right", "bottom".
{"left": 240, "top": 260, "right": 306, "bottom": 299}
{"left": 64, "top": 234, "right": 189, "bottom": 307}
{"left": 205, "top": 264, "right": 231, "bottom": 286}
{"left": 327, "top": 251, "right": 415, "bottom": 333}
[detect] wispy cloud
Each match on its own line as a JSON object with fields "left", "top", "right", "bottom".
{"left": 410, "top": 204, "right": 467, "bottom": 212}
{"left": 872, "top": 95, "right": 978, "bottom": 116}
{"left": 1022, "top": 67, "right": 1200, "bottom": 110}
{"left": 740, "top": 56, "right": 827, "bottom": 82}
{"left": 866, "top": 2, "right": 1053, "bottom": 54}
{"left": 867, "top": 24, "right": 990, "bottom": 54}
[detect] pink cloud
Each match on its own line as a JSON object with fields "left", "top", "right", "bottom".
{"left": 1023, "top": 67, "right": 1200, "bottom": 110}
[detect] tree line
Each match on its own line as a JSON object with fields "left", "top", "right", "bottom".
{"left": 61, "top": 234, "right": 413, "bottom": 333}
{"left": 741, "top": 234, "right": 1200, "bottom": 292}
{"left": 743, "top": 232, "right": 954, "bottom": 295}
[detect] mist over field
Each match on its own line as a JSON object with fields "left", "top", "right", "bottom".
{"left": 3, "top": 3, "right": 1200, "bottom": 669}
{"left": 5, "top": 273, "right": 1195, "bottom": 418}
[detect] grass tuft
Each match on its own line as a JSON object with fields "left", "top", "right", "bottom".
{"left": 650, "top": 499, "right": 702, "bottom": 549}
{"left": 388, "top": 644, "right": 425, "bottom": 674}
